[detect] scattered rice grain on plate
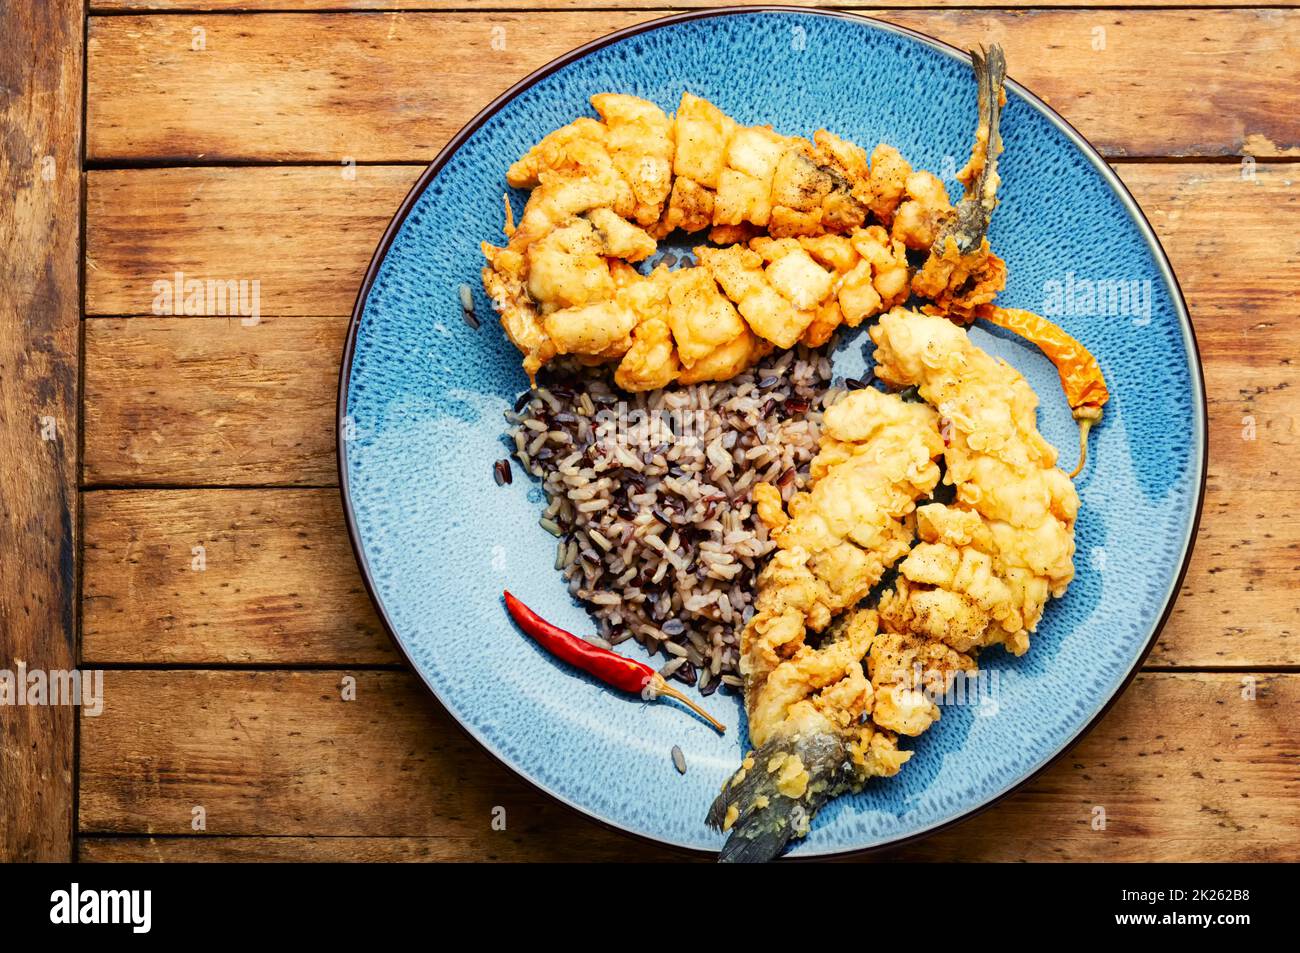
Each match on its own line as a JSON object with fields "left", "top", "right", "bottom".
{"left": 505, "top": 346, "right": 833, "bottom": 690}
{"left": 459, "top": 283, "right": 480, "bottom": 329}
{"left": 671, "top": 745, "right": 687, "bottom": 775}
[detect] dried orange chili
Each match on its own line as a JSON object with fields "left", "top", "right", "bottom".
{"left": 976, "top": 304, "right": 1109, "bottom": 478}
{"left": 503, "top": 591, "right": 725, "bottom": 733}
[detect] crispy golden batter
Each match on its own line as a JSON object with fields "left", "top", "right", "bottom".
{"left": 611, "top": 266, "right": 680, "bottom": 392}
{"left": 749, "top": 389, "right": 944, "bottom": 641}
{"left": 661, "top": 95, "right": 875, "bottom": 241}
{"left": 696, "top": 226, "right": 909, "bottom": 353}
{"left": 870, "top": 307, "right": 1078, "bottom": 656}
{"left": 484, "top": 95, "right": 671, "bottom": 379}
{"left": 864, "top": 143, "right": 912, "bottom": 225}
{"left": 591, "top": 93, "right": 676, "bottom": 228}
{"left": 912, "top": 237, "right": 1006, "bottom": 320}
{"left": 891, "top": 169, "right": 953, "bottom": 251}
{"left": 506, "top": 94, "right": 674, "bottom": 228}
{"left": 867, "top": 624, "right": 976, "bottom": 736}
{"left": 714, "top": 125, "right": 788, "bottom": 229}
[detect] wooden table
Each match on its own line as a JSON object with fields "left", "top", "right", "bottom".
{"left": 3, "top": 0, "right": 1296, "bottom": 863}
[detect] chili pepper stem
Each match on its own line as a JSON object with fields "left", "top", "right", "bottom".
{"left": 1068, "top": 406, "right": 1102, "bottom": 480}
{"left": 649, "top": 674, "right": 727, "bottom": 734}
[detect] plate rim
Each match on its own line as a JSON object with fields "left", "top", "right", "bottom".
{"left": 336, "top": 5, "right": 1209, "bottom": 859}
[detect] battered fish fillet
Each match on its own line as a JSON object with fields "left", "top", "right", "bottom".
{"left": 698, "top": 226, "right": 909, "bottom": 353}
{"left": 709, "top": 310, "right": 1080, "bottom": 861}
{"left": 506, "top": 93, "right": 675, "bottom": 229}
{"left": 483, "top": 49, "right": 1033, "bottom": 387}
{"left": 484, "top": 91, "right": 922, "bottom": 386}
{"left": 870, "top": 307, "right": 1079, "bottom": 656}
{"left": 706, "top": 387, "right": 945, "bottom": 862}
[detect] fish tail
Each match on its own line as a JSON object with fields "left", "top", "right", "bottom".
{"left": 707, "top": 732, "right": 848, "bottom": 864}
{"left": 944, "top": 43, "right": 1009, "bottom": 255}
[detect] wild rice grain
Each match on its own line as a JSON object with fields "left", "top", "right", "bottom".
{"left": 659, "top": 657, "right": 686, "bottom": 679}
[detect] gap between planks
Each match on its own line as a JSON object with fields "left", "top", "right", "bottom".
{"left": 83, "top": 9, "right": 1300, "bottom": 162}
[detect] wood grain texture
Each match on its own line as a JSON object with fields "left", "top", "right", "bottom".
{"left": 79, "top": 833, "right": 687, "bottom": 863}
{"left": 84, "top": 316, "right": 344, "bottom": 485}
{"left": 85, "top": 10, "right": 1300, "bottom": 162}
{"left": 83, "top": 489, "right": 393, "bottom": 664}
{"left": 77, "top": 671, "right": 1300, "bottom": 860}
{"left": 78, "top": 832, "right": 691, "bottom": 863}
{"left": 0, "top": 0, "right": 82, "bottom": 862}
{"left": 1112, "top": 163, "right": 1300, "bottom": 667}
{"left": 86, "top": 166, "right": 418, "bottom": 318}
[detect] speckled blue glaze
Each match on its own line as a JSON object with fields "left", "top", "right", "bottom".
{"left": 340, "top": 10, "right": 1204, "bottom": 856}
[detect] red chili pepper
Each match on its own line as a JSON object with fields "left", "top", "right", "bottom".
{"left": 503, "top": 591, "right": 726, "bottom": 734}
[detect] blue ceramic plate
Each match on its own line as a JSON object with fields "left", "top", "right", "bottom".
{"left": 339, "top": 8, "right": 1205, "bottom": 857}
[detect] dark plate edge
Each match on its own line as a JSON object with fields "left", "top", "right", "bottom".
{"left": 335, "top": 5, "right": 1210, "bottom": 862}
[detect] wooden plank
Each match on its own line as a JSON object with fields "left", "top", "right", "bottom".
{"left": 1155, "top": 491, "right": 1298, "bottom": 669}
{"left": 84, "top": 316, "right": 343, "bottom": 486}
{"left": 83, "top": 161, "right": 1300, "bottom": 329}
{"left": 1118, "top": 164, "right": 1300, "bottom": 363}
{"left": 1120, "top": 163, "right": 1300, "bottom": 668}
{"left": 77, "top": 671, "right": 1300, "bottom": 860}
{"left": 85, "top": 166, "right": 417, "bottom": 319}
{"left": 0, "top": 0, "right": 82, "bottom": 862}
{"left": 85, "top": 11, "right": 1300, "bottom": 162}
{"left": 78, "top": 670, "right": 585, "bottom": 839}
{"left": 83, "top": 490, "right": 394, "bottom": 665}
{"left": 79, "top": 833, "right": 687, "bottom": 863}
{"left": 84, "top": 161, "right": 1300, "bottom": 330}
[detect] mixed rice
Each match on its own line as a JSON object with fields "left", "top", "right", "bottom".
{"left": 506, "top": 347, "right": 841, "bottom": 695}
